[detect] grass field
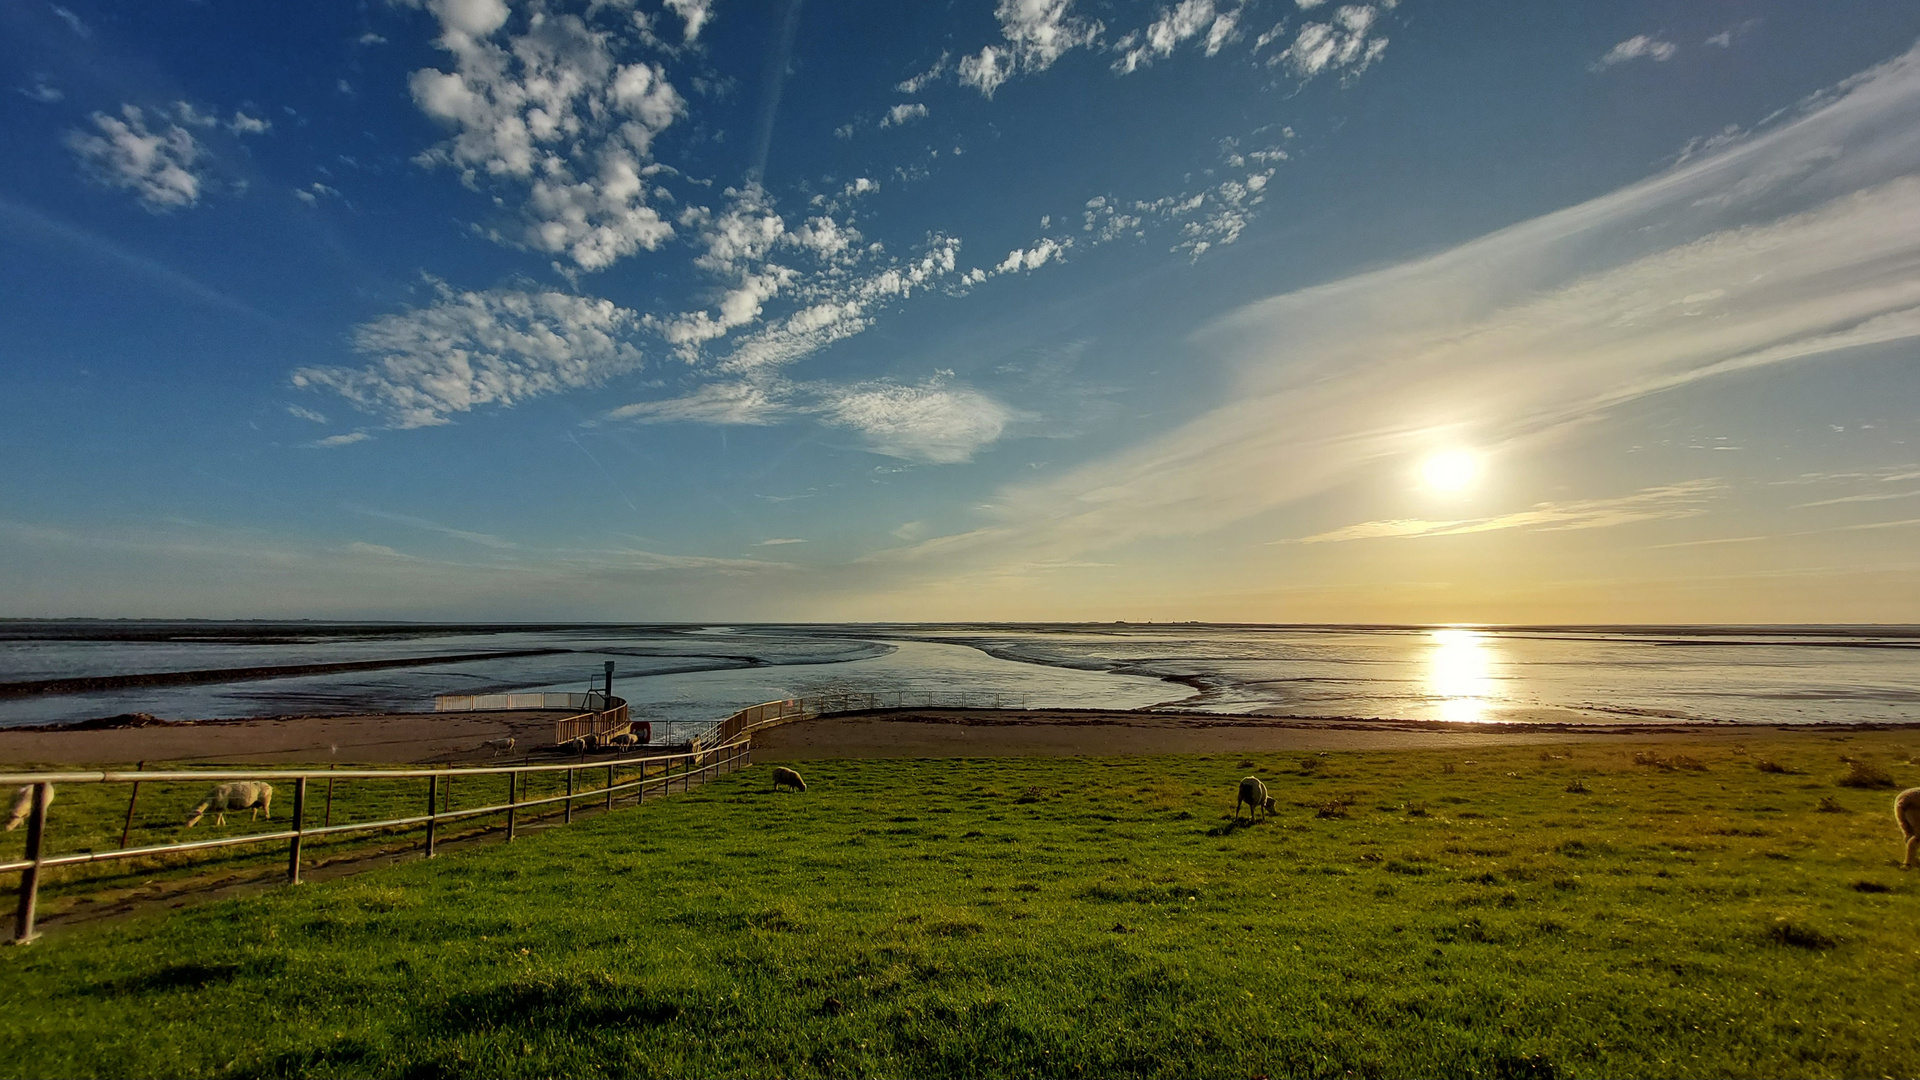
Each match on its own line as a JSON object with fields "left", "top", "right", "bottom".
{"left": 1, "top": 730, "right": 1917, "bottom": 1079}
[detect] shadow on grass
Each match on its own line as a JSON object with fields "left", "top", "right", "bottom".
{"left": 1205, "top": 817, "right": 1265, "bottom": 837}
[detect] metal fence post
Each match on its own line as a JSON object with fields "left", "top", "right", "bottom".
{"left": 324, "top": 767, "right": 335, "bottom": 828}
{"left": 426, "top": 774, "right": 439, "bottom": 858}
{"left": 564, "top": 768, "right": 574, "bottom": 825}
{"left": 287, "top": 777, "right": 307, "bottom": 885}
{"left": 506, "top": 771, "right": 517, "bottom": 842}
{"left": 118, "top": 761, "right": 145, "bottom": 849}
{"left": 605, "top": 763, "right": 614, "bottom": 810}
{"left": 12, "top": 783, "right": 51, "bottom": 945}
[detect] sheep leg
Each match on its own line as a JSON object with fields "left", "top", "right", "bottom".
{"left": 1906, "top": 834, "right": 1917, "bottom": 869}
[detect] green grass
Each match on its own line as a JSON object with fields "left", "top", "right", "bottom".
{"left": 2, "top": 732, "right": 1918, "bottom": 1079}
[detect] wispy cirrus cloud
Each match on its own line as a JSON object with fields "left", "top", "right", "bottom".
{"left": 858, "top": 43, "right": 1920, "bottom": 581}
{"left": 1284, "top": 480, "right": 1724, "bottom": 544}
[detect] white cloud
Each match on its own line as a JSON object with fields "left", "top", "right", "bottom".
{"left": 407, "top": 1, "right": 685, "bottom": 271}
{"left": 821, "top": 377, "right": 1012, "bottom": 463}
{"left": 49, "top": 5, "right": 89, "bottom": 37}
{"left": 662, "top": 0, "right": 714, "bottom": 42}
{"left": 293, "top": 181, "right": 342, "bottom": 205}
{"left": 1594, "top": 34, "right": 1677, "bottom": 70}
{"left": 995, "top": 235, "right": 1071, "bottom": 273}
{"left": 360, "top": 32, "right": 389, "bottom": 45}
{"left": 286, "top": 405, "right": 329, "bottom": 423}
{"left": 1113, "top": 0, "right": 1241, "bottom": 74}
{"left": 228, "top": 111, "right": 272, "bottom": 136}
{"left": 1269, "top": 4, "right": 1388, "bottom": 79}
{"left": 65, "top": 106, "right": 209, "bottom": 212}
{"left": 896, "top": 53, "right": 950, "bottom": 94}
{"left": 17, "top": 77, "right": 62, "bottom": 103}
{"left": 311, "top": 432, "right": 373, "bottom": 448}
{"left": 881, "top": 102, "right": 930, "bottom": 128}
{"left": 294, "top": 280, "right": 643, "bottom": 428}
{"left": 1287, "top": 481, "right": 1725, "bottom": 543}
{"left": 758, "top": 537, "right": 806, "bottom": 545}
{"left": 843, "top": 177, "right": 880, "bottom": 199}
{"left": 606, "top": 380, "right": 787, "bottom": 425}
{"left": 865, "top": 43, "right": 1920, "bottom": 575}
{"left": 960, "top": 0, "right": 1103, "bottom": 97}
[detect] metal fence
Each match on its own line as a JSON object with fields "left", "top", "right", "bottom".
{"left": 681, "top": 689, "right": 1034, "bottom": 748}
{"left": 433, "top": 692, "right": 613, "bottom": 712}
{"left": 0, "top": 737, "right": 749, "bottom": 945}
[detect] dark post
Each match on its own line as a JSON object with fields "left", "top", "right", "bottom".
{"left": 118, "top": 761, "right": 145, "bottom": 849}
{"left": 603, "top": 660, "right": 615, "bottom": 702}
{"left": 12, "top": 783, "right": 51, "bottom": 945}
{"left": 323, "top": 768, "right": 336, "bottom": 828}
{"left": 605, "top": 763, "right": 614, "bottom": 810}
{"left": 506, "top": 771, "right": 517, "bottom": 842}
{"left": 564, "top": 768, "right": 574, "bottom": 825}
{"left": 426, "top": 774, "right": 439, "bottom": 858}
{"left": 287, "top": 777, "right": 308, "bottom": 885}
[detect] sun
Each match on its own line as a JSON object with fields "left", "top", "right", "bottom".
{"left": 1420, "top": 450, "right": 1481, "bottom": 494}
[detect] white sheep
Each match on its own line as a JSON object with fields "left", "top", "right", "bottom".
{"left": 771, "top": 766, "right": 807, "bottom": 793}
{"left": 185, "top": 782, "right": 273, "bottom": 828}
{"left": 5, "top": 785, "right": 51, "bottom": 832}
{"left": 1897, "top": 787, "right": 1920, "bottom": 869}
{"left": 482, "top": 736, "right": 516, "bottom": 756}
{"left": 606, "top": 732, "right": 640, "bottom": 749}
{"left": 1235, "top": 776, "right": 1275, "bottom": 821}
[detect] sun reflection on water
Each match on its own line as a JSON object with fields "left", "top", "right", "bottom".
{"left": 1427, "top": 628, "right": 1497, "bottom": 723}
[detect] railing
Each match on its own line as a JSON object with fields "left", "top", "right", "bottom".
{"left": 0, "top": 737, "right": 750, "bottom": 945}
{"left": 434, "top": 692, "right": 635, "bottom": 747}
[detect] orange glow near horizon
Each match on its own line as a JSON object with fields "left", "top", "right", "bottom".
{"left": 1427, "top": 628, "right": 1496, "bottom": 722}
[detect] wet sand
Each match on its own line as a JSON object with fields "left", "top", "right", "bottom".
{"left": 0, "top": 709, "right": 582, "bottom": 767}
{"left": 748, "top": 708, "right": 1842, "bottom": 760}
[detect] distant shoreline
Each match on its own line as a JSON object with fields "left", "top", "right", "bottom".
{"left": 0, "top": 649, "right": 571, "bottom": 699}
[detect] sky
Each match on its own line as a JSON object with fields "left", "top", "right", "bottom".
{"left": 3, "top": 0, "right": 1920, "bottom": 624}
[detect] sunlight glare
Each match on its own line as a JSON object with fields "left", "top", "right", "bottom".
{"left": 1421, "top": 450, "right": 1481, "bottom": 494}
{"left": 1426, "top": 628, "right": 1495, "bottom": 723}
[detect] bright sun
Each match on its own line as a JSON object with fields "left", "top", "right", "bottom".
{"left": 1421, "top": 450, "right": 1481, "bottom": 493}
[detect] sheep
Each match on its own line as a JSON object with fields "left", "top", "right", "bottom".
{"left": 606, "top": 732, "right": 640, "bottom": 750}
{"left": 1897, "top": 787, "right": 1920, "bottom": 869}
{"left": 482, "top": 736, "right": 516, "bottom": 756}
{"left": 5, "top": 785, "right": 51, "bottom": 832}
{"left": 1235, "top": 776, "right": 1275, "bottom": 821}
{"left": 771, "top": 766, "right": 807, "bottom": 793}
{"left": 184, "top": 782, "right": 273, "bottom": 828}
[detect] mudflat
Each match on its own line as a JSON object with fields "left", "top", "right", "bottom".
{"left": 748, "top": 708, "right": 1807, "bottom": 759}
{"left": 0, "top": 709, "right": 579, "bottom": 767}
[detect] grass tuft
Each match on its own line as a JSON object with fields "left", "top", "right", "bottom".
{"left": 1837, "top": 757, "right": 1897, "bottom": 789}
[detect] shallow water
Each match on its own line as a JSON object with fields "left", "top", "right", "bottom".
{"left": 2, "top": 622, "right": 1916, "bottom": 735}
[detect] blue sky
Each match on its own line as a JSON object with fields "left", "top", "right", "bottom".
{"left": 4, "top": 0, "right": 1920, "bottom": 622}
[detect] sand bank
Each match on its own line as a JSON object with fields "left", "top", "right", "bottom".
{"left": 0, "top": 709, "right": 582, "bottom": 767}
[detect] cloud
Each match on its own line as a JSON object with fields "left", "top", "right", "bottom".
{"left": 49, "top": 5, "right": 89, "bottom": 37}
{"left": 995, "top": 235, "right": 1071, "bottom": 273}
{"left": 294, "top": 181, "right": 342, "bottom": 205}
{"left": 821, "top": 377, "right": 1013, "bottom": 463}
{"left": 757, "top": 537, "right": 806, "bottom": 545}
{"left": 17, "top": 77, "right": 62, "bottom": 103}
{"left": 843, "top": 177, "right": 880, "bottom": 198}
{"left": 606, "top": 380, "right": 787, "bottom": 425}
{"left": 881, "top": 102, "right": 929, "bottom": 128}
{"left": 228, "top": 111, "right": 272, "bottom": 135}
{"left": 1112, "top": 0, "right": 1241, "bottom": 74}
{"left": 407, "top": 1, "right": 684, "bottom": 271}
{"left": 1795, "top": 490, "right": 1920, "bottom": 509}
{"left": 360, "top": 32, "right": 389, "bottom": 45}
{"left": 959, "top": 0, "right": 1103, "bottom": 97}
{"left": 65, "top": 106, "right": 210, "bottom": 212}
{"left": 310, "top": 432, "right": 373, "bottom": 448}
{"left": 1593, "top": 34, "right": 1677, "bottom": 70}
{"left": 1265, "top": 4, "right": 1389, "bottom": 79}
{"left": 896, "top": 53, "right": 950, "bottom": 94}
{"left": 864, "top": 43, "right": 1920, "bottom": 575}
{"left": 1287, "top": 480, "right": 1725, "bottom": 543}
{"left": 286, "top": 405, "right": 329, "bottom": 423}
{"left": 294, "top": 280, "right": 643, "bottom": 428}
{"left": 349, "top": 505, "right": 517, "bottom": 548}
{"left": 662, "top": 0, "right": 713, "bottom": 42}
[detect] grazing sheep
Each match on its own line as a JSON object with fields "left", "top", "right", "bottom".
{"left": 771, "top": 766, "right": 807, "bottom": 793}
{"left": 606, "top": 732, "right": 640, "bottom": 750}
{"left": 5, "top": 785, "right": 51, "bottom": 832}
{"left": 184, "top": 782, "right": 273, "bottom": 828}
{"left": 1236, "top": 776, "right": 1276, "bottom": 821}
{"left": 1897, "top": 788, "right": 1920, "bottom": 869}
{"left": 482, "top": 736, "right": 516, "bottom": 756}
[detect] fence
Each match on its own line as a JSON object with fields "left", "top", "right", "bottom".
{"left": 0, "top": 737, "right": 749, "bottom": 945}
{"left": 2, "top": 688, "right": 1039, "bottom": 945}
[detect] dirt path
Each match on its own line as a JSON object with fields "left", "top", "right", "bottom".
{"left": 0, "top": 709, "right": 582, "bottom": 767}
